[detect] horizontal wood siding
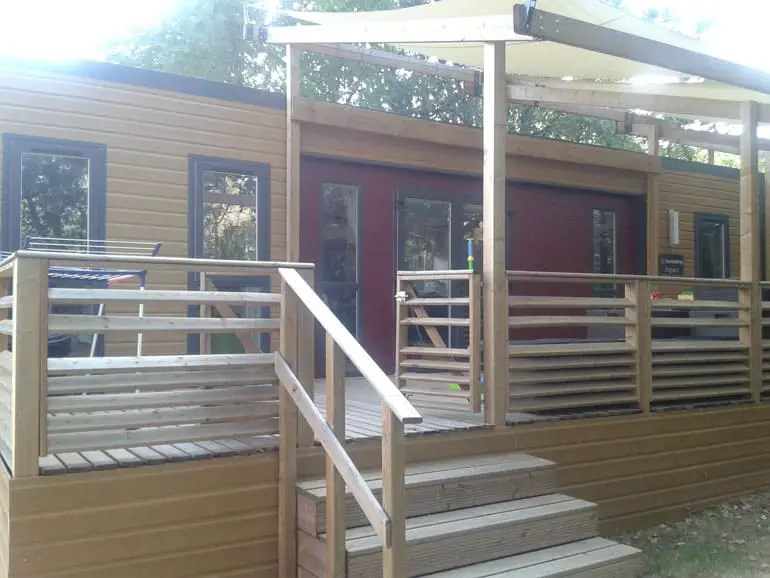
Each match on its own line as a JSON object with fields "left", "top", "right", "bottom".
{"left": 0, "top": 66, "right": 286, "bottom": 355}
{"left": 8, "top": 454, "right": 278, "bottom": 577}
{"left": 657, "top": 169, "right": 740, "bottom": 284}
{"left": 300, "top": 124, "right": 648, "bottom": 195}
{"left": 297, "top": 404, "right": 770, "bottom": 535}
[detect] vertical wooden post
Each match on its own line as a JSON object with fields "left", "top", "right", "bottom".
{"left": 394, "top": 276, "right": 407, "bottom": 390}
{"left": 482, "top": 41, "right": 508, "bottom": 427}
{"left": 740, "top": 101, "right": 762, "bottom": 403}
{"left": 381, "top": 407, "right": 406, "bottom": 578}
{"left": 11, "top": 255, "right": 48, "bottom": 478}
{"left": 286, "top": 44, "right": 302, "bottom": 262}
{"left": 325, "top": 333, "right": 346, "bottom": 578}
{"left": 297, "top": 268, "right": 315, "bottom": 447}
{"left": 708, "top": 149, "right": 716, "bottom": 165}
{"left": 0, "top": 277, "right": 8, "bottom": 353}
{"left": 764, "top": 155, "right": 770, "bottom": 282}
{"left": 278, "top": 276, "right": 299, "bottom": 578}
{"left": 469, "top": 272, "right": 482, "bottom": 413}
{"left": 646, "top": 126, "right": 661, "bottom": 276}
{"left": 626, "top": 281, "right": 652, "bottom": 412}
{"left": 199, "top": 272, "right": 211, "bottom": 355}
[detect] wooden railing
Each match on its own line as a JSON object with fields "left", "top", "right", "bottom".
{"left": 278, "top": 267, "right": 421, "bottom": 578}
{"left": 0, "top": 250, "right": 309, "bottom": 478}
{"left": 395, "top": 270, "right": 482, "bottom": 413}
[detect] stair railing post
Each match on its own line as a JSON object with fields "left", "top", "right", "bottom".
{"left": 297, "top": 268, "right": 315, "bottom": 447}
{"left": 279, "top": 271, "right": 300, "bottom": 578}
{"left": 626, "top": 280, "right": 652, "bottom": 413}
{"left": 469, "top": 272, "right": 482, "bottom": 413}
{"left": 325, "top": 332, "right": 346, "bottom": 578}
{"left": 381, "top": 407, "right": 406, "bottom": 578}
{"left": 394, "top": 275, "right": 407, "bottom": 390}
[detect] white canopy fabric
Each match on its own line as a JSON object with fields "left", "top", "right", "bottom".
{"left": 283, "top": 0, "right": 770, "bottom": 106}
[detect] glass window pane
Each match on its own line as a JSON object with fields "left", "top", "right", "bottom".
{"left": 697, "top": 219, "right": 727, "bottom": 279}
{"left": 592, "top": 209, "right": 617, "bottom": 275}
{"left": 20, "top": 152, "right": 89, "bottom": 242}
{"left": 320, "top": 183, "right": 358, "bottom": 284}
{"left": 402, "top": 198, "right": 451, "bottom": 297}
{"left": 202, "top": 171, "right": 257, "bottom": 261}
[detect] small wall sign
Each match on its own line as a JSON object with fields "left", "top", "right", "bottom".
{"left": 659, "top": 254, "right": 685, "bottom": 277}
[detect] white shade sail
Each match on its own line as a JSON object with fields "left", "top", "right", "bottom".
{"left": 283, "top": 0, "right": 770, "bottom": 108}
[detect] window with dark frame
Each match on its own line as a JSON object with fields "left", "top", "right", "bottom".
{"left": 695, "top": 213, "right": 729, "bottom": 279}
{"left": 592, "top": 208, "right": 618, "bottom": 297}
{"left": 1, "top": 134, "right": 106, "bottom": 251}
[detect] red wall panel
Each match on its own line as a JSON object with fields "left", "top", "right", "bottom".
{"left": 300, "top": 156, "right": 640, "bottom": 373}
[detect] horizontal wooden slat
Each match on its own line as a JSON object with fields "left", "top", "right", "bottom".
{"left": 509, "top": 369, "right": 636, "bottom": 385}
{"left": 48, "top": 314, "right": 281, "bottom": 334}
{"left": 652, "top": 364, "right": 748, "bottom": 378}
{"left": 48, "top": 368, "right": 276, "bottom": 394}
{"left": 400, "top": 372, "right": 471, "bottom": 385}
{"left": 509, "top": 316, "right": 633, "bottom": 328}
{"left": 653, "top": 387, "right": 750, "bottom": 402}
{"left": 48, "top": 418, "right": 279, "bottom": 453}
{"left": 653, "top": 375, "right": 750, "bottom": 389}
{"left": 48, "top": 384, "right": 279, "bottom": 412}
{"left": 510, "top": 381, "right": 636, "bottom": 398}
{"left": 510, "top": 393, "right": 638, "bottom": 412}
{"left": 509, "top": 296, "right": 633, "bottom": 308}
{"left": 403, "top": 298, "right": 469, "bottom": 307}
{"left": 510, "top": 355, "right": 634, "bottom": 371}
{"left": 400, "top": 317, "right": 470, "bottom": 327}
{"left": 48, "top": 353, "right": 274, "bottom": 375}
{"left": 400, "top": 360, "right": 470, "bottom": 372}
{"left": 652, "top": 340, "right": 747, "bottom": 352}
{"left": 398, "top": 271, "right": 473, "bottom": 281}
{"left": 48, "top": 403, "right": 279, "bottom": 434}
{"left": 49, "top": 288, "right": 281, "bottom": 305}
{"left": 653, "top": 352, "right": 747, "bottom": 365}
{"left": 652, "top": 317, "right": 746, "bottom": 328}
{"left": 401, "top": 347, "right": 471, "bottom": 358}
{"left": 653, "top": 299, "right": 744, "bottom": 310}
{"left": 509, "top": 342, "right": 634, "bottom": 357}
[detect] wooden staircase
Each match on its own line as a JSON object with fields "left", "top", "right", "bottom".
{"left": 295, "top": 452, "right": 644, "bottom": 577}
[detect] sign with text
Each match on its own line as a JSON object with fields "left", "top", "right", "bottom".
{"left": 659, "top": 254, "right": 685, "bottom": 277}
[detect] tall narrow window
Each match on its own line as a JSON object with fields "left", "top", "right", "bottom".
{"left": 2, "top": 135, "right": 106, "bottom": 251}
{"left": 695, "top": 213, "right": 729, "bottom": 279}
{"left": 402, "top": 198, "right": 451, "bottom": 297}
{"left": 592, "top": 209, "right": 618, "bottom": 296}
{"left": 319, "top": 183, "right": 359, "bottom": 338}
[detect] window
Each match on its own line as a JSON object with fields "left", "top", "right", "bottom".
{"left": 1, "top": 135, "right": 106, "bottom": 251}
{"left": 695, "top": 213, "right": 729, "bottom": 279}
{"left": 188, "top": 156, "right": 270, "bottom": 262}
{"left": 592, "top": 209, "right": 618, "bottom": 296}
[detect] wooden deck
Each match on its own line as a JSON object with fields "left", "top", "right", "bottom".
{"left": 35, "top": 377, "right": 488, "bottom": 475}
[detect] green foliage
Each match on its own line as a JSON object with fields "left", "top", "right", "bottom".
{"left": 106, "top": 0, "right": 721, "bottom": 162}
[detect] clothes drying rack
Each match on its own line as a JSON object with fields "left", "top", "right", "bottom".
{"left": 12, "top": 237, "right": 163, "bottom": 357}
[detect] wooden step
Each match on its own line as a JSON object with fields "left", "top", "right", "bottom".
{"left": 422, "top": 537, "right": 644, "bottom": 577}
{"left": 298, "top": 494, "right": 599, "bottom": 578}
{"left": 297, "top": 453, "right": 556, "bottom": 535}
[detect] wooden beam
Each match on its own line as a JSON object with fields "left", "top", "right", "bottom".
{"left": 286, "top": 44, "right": 301, "bottom": 262}
{"left": 483, "top": 42, "right": 508, "bottom": 427}
{"left": 263, "top": 15, "right": 528, "bottom": 45}
{"left": 739, "top": 101, "right": 762, "bottom": 404}
{"left": 514, "top": 4, "right": 770, "bottom": 97}
{"left": 646, "top": 125, "right": 661, "bottom": 276}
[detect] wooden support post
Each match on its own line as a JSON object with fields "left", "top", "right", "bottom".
{"left": 297, "top": 268, "right": 315, "bottom": 447}
{"left": 482, "top": 41, "right": 508, "bottom": 427}
{"left": 469, "top": 273, "right": 482, "bottom": 413}
{"left": 626, "top": 281, "right": 652, "bottom": 412}
{"left": 199, "top": 272, "right": 210, "bottom": 355}
{"left": 394, "top": 276, "right": 407, "bottom": 390}
{"left": 740, "top": 101, "right": 762, "bottom": 403}
{"left": 11, "top": 256, "right": 48, "bottom": 478}
{"left": 325, "top": 333, "right": 346, "bottom": 578}
{"left": 381, "top": 407, "right": 406, "bottom": 578}
{"left": 278, "top": 276, "right": 299, "bottom": 578}
{"left": 708, "top": 149, "right": 716, "bottom": 164}
{"left": 646, "top": 126, "right": 661, "bottom": 276}
{"left": 286, "top": 44, "right": 302, "bottom": 262}
{"left": 764, "top": 155, "right": 770, "bottom": 283}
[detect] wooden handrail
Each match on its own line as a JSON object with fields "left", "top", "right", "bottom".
{"left": 507, "top": 270, "right": 750, "bottom": 287}
{"left": 274, "top": 354, "right": 392, "bottom": 544}
{"left": 279, "top": 267, "right": 422, "bottom": 424}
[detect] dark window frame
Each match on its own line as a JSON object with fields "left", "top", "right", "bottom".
{"left": 187, "top": 155, "right": 272, "bottom": 354}
{"left": 694, "top": 212, "right": 730, "bottom": 279}
{"left": 1, "top": 134, "right": 107, "bottom": 251}
{"left": 591, "top": 207, "right": 619, "bottom": 297}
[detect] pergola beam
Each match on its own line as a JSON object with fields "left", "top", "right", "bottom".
{"left": 261, "top": 15, "right": 529, "bottom": 45}
{"left": 514, "top": 5, "right": 770, "bottom": 97}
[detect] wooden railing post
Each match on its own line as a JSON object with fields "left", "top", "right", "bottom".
{"left": 325, "top": 333, "right": 346, "bottom": 578}
{"left": 394, "top": 275, "right": 407, "bottom": 390}
{"left": 278, "top": 274, "right": 300, "bottom": 578}
{"left": 381, "top": 407, "right": 406, "bottom": 578}
{"left": 469, "top": 272, "right": 482, "bottom": 413}
{"left": 741, "top": 282, "right": 762, "bottom": 403}
{"left": 297, "top": 268, "right": 315, "bottom": 447}
{"left": 11, "top": 255, "right": 48, "bottom": 478}
{"left": 626, "top": 280, "right": 652, "bottom": 412}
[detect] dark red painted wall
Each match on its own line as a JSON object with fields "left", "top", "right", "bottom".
{"left": 300, "top": 156, "right": 641, "bottom": 372}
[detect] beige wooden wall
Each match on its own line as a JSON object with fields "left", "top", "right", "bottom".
{"left": 657, "top": 168, "right": 741, "bottom": 280}
{"left": 0, "top": 63, "right": 286, "bottom": 354}
{"left": 5, "top": 454, "right": 277, "bottom": 577}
